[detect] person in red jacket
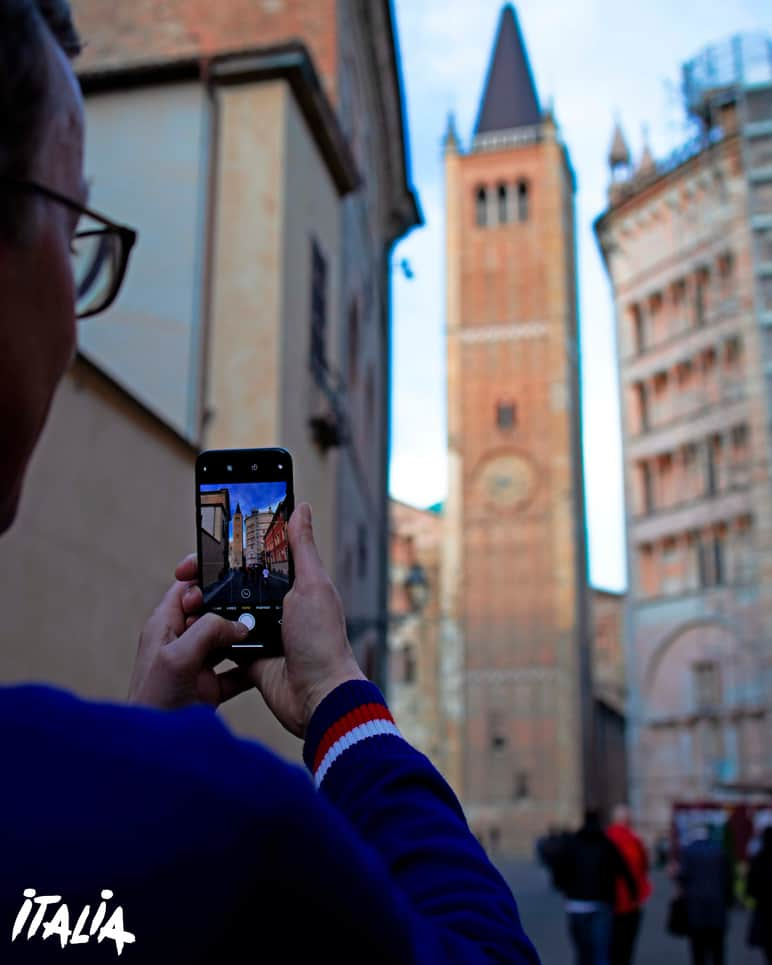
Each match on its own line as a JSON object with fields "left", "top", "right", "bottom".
{"left": 606, "top": 804, "right": 652, "bottom": 965}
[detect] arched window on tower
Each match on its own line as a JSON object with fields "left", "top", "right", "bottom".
{"left": 517, "top": 180, "right": 529, "bottom": 221}
{"left": 497, "top": 183, "right": 508, "bottom": 225}
{"left": 475, "top": 186, "right": 488, "bottom": 227}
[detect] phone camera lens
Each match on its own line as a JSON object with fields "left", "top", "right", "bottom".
{"left": 278, "top": 464, "right": 283, "bottom": 470}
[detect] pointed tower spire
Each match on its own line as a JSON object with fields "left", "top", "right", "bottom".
{"left": 638, "top": 124, "right": 655, "bottom": 173}
{"left": 443, "top": 111, "right": 461, "bottom": 154}
{"left": 474, "top": 4, "right": 541, "bottom": 137}
{"left": 608, "top": 119, "right": 630, "bottom": 170}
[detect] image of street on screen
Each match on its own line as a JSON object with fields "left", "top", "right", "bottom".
{"left": 198, "top": 481, "right": 290, "bottom": 611}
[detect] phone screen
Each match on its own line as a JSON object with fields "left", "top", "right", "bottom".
{"left": 195, "top": 449, "right": 294, "bottom": 654}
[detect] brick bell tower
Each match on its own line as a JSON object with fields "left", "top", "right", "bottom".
{"left": 443, "top": 3, "right": 592, "bottom": 854}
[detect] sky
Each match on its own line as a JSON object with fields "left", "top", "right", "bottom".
{"left": 388, "top": 0, "right": 771, "bottom": 592}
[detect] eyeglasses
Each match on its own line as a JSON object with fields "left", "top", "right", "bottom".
{"left": 0, "top": 176, "right": 138, "bottom": 319}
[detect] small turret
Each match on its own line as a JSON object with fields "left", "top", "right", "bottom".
{"left": 608, "top": 119, "right": 631, "bottom": 172}
{"left": 638, "top": 124, "right": 655, "bottom": 174}
{"left": 443, "top": 111, "right": 461, "bottom": 154}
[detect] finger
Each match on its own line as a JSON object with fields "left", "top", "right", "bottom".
{"left": 169, "top": 613, "right": 248, "bottom": 669}
{"left": 287, "top": 503, "right": 325, "bottom": 587}
{"left": 145, "top": 580, "right": 190, "bottom": 644}
{"left": 215, "top": 666, "right": 256, "bottom": 704}
{"left": 181, "top": 584, "right": 203, "bottom": 616}
{"left": 174, "top": 554, "right": 198, "bottom": 582}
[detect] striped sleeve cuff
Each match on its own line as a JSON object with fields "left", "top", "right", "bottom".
{"left": 303, "top": 680, "right": 402, "bottom": 789}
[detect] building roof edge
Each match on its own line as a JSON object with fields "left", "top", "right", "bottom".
{"left": 78, "top": 41, "right": 361, "bottom": 197}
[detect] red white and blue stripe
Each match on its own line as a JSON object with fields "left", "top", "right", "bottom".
{"left": 304, "top": 681, "right": 402, "bottom": 788}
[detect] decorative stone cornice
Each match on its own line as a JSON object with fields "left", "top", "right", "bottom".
{"left": 449, "top": 321, "right": 548, "bottom": 343}
{"left": 471, "top": 124, "right": 543, "bottom": 153}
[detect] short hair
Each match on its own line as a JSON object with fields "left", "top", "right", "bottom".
{"left": 583, "top": 809, "right": 601, "bottom": 830}
{"left": 0, "top": 0, "right": 81, "bottom": 240}
{"left": 612, "top": 803, "right": 631, "bottom": 825}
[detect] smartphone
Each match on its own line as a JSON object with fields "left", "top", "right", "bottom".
{"left": 195, "top": 448, "right": 294, "bottom": 657}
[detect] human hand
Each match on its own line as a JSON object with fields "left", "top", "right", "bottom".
{"left": 178, "top": 502, "right": 365, "bottom": 737}
{"left": 249, "top": 503, "right": 366, "bottom": 736}
{"left": 128, "top": 574, "right": 254, "bottom": 711}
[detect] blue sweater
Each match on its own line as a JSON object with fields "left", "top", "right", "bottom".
{"left": 0, "top": 680, "right": 539, "bottom": 963}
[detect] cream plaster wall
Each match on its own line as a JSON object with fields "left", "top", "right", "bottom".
{"left": 79, "top": 83, "right": 210, "bottom": 441}
{"left": 206, "top": 82, "right": 284, "bottom": 456}
{"left": 204, "top": 79, "right": 346, "bottom": 762}
{"left": 278, "top": 86, "right": 341, "bottom": 577}
{"left": 0, "top": 360, "right": 196, "bottom": 699}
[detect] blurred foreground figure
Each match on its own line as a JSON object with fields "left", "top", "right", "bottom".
{"left": 678, "top": 826, "right": 733, "bottom": 965}
{"left": 536, "top": 826, "right": 570, "bottom": 890}
{"left": 606, "top": 805, "right": 651, "bottom": 965}
{"left": 555, "top": 811, "right": 639, "bottom": 965}
{"left": 747, "top": 827, "right": 772, "bottom": 964}
{"left": 0, "top": 1, "right": 540, "bottom": 961}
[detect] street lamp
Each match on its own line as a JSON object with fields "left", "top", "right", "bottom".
{"left": 404, "top": 563, "right": 430, "bottom": 612}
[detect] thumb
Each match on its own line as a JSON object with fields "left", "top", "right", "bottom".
{"left": 288, "top": 503, "right": 325, "bottom": 586}
{"left": 170, "top": 612, "right": 248, "bottom": 668}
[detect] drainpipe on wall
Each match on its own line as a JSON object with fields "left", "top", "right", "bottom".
{"left": 194, "top": 57, "right": 221, "bottom": 449}
{"left": 376, "top": 237, "right": 395, "bottom": 698}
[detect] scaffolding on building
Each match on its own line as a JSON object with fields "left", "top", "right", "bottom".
{"left": 683, "top": 34, "right": 772, "bottom": 349}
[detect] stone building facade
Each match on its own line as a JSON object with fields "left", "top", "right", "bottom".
{"left": 442, "top": 5, "right": 592, "bottom": 854}
{"left": 595, "top": 34, "right": 772, "bottom": 838}
{"left": 201, "top": 488, "right": 231, "bottom": 585}
{"left": 245, "top": 509, "right": 273, "bottom": 568}
{"left": 388, "top": 501, "right": 450, "bottom": 778}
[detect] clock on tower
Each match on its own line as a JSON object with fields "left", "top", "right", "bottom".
{"left": 475, "top": 451, "right": 535, "bottom": 511}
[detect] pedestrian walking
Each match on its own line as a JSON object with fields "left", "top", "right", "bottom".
{"left": 606, "top": 804, "right": 652, "bottom": 965}
{"left": 747, "top": 826, "right": 772, "bottom": 964}
{"left": 536, "top": 826, "right": 567, "bottom": 890}
{"left": 678, "top": 826, "right": 733, "bottom": 965}
{"left": 555, "top": 810, "right": 639, "bottom": 965}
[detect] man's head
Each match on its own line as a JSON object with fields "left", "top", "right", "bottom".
{"left": 612, "top": 803, "right": 631, "bottom": 827}
{"left": 0, "top": 0, "right": 84, "bottom": 533}
{"left": 583, "top": 809, "right": 601, "bottom": 832}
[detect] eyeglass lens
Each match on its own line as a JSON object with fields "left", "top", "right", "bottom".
{"left": 71, "top": 225, "right": 122, "bottom": 318}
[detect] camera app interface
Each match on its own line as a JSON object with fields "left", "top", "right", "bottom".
{"left": 199, "top": 481, "right": 290, "bottom": 615}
